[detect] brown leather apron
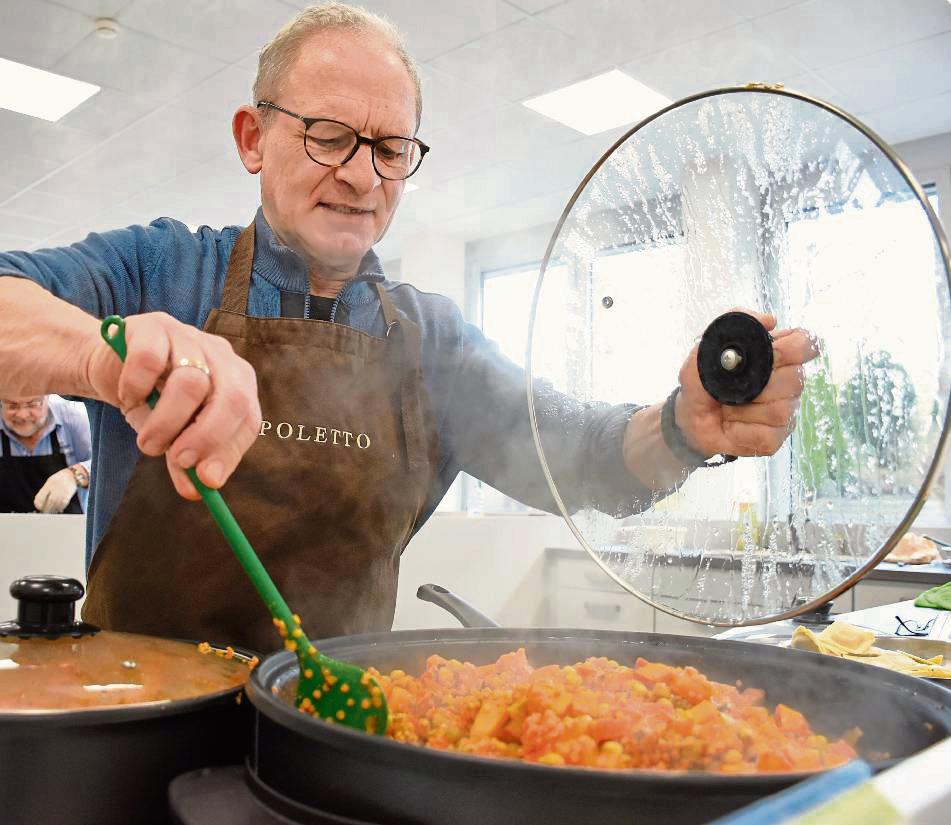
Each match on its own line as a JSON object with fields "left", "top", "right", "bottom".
{"left": 83, "top": 225, "right": 436, "bottom": 652}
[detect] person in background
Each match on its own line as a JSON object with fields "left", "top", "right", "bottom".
{"left": 0, "top": 395, "right": 91, "bottom": 513}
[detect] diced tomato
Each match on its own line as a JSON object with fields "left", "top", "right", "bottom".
{"left": 375, "top": 647, "right": 857, "bottom": 776}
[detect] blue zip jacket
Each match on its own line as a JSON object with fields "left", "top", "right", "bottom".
{"left": 0, "top": 210, "right": 647, "bottom": 566}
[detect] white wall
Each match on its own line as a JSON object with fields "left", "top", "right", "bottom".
{"left": 398, "top": 230, "right": 467, "bottom": 311}
{"left": 0, "top": 513, "right": 87, "bottom": 618}
{"left": 393, "top": 513, "right": 578, "bottom": 629}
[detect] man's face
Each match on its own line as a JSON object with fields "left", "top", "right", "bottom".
{"left": 1, "top": 396, "right": 49, "bottom": 438}
{"left": 257, "top": 29, "right": 417, "bottom": 278}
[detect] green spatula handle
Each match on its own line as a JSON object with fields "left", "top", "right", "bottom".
{"left": 100, "top": 315, "right": 301, "bottom": 640}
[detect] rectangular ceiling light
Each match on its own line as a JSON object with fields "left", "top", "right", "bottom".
{"left": 0, "top": 57, "right": 100, "bottom": 121}
{"left": 523, "top": 69, "right": 670, "bottom": 136}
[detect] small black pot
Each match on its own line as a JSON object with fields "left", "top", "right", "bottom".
{"left": 0, "top": 576, "right": 252, "bottom": 825}
{"left": 0, "top": 688, "right": 250, "bottom": 825}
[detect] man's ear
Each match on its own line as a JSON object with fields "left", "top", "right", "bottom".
{"left": 233, "top": 105, "right": 265, "bottom": 174}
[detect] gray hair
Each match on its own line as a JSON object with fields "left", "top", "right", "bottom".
{"left": 253, "top": 2, "right": 422, "bottom": 131}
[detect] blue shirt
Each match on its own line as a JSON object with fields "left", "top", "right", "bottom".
{"left": 0, "top": 395, "right": 92, "bottom": 511}
{"left": 0, "top": 209, "right": 646, "bottom": 566}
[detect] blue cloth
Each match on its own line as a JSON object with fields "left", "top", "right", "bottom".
{"left": 0, "top": 395, "right": 92, "bottom": 511}
{"left": 706, "top": 760, "right": 874, "bottom": 825}
{"left": 0, "top": 209, "right": 648, "bottom": 567}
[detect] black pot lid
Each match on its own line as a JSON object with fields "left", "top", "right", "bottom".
{"left": 527, "top": 86, "right": 951, "bottom": 626}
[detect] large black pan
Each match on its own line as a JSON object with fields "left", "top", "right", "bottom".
{"left": 245, "top": 610, "right": 951, "bottom": 825}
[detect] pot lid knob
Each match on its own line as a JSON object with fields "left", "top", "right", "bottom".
{"left": 0, "top": 575, "right": 100, "bottom": 639}
{"left": 697, "top": 311, "right": 774, "bottom": 406}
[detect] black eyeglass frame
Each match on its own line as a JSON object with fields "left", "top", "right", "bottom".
{"left": 894, "top": 615, "right": 936, "bottom": 637}
{"left": 256, "top": 100, "right": 429, "bottom": 181}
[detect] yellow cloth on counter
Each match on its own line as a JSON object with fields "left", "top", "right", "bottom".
{"left": 791, "top": 621, "right": 951, "bottom": 679}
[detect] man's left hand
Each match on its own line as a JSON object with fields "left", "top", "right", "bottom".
{"left": 676, "top": 311, "right": 819, "bottom": 459}
{"left": 33, "top": 468, "right": 78, "bottom": 514}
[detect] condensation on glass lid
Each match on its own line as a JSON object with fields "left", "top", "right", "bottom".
{"left": 527, "top": 88, "right": 951, "bottom": 625}
{"left": 0, "top": 632, "right": 253, "bottom": 711}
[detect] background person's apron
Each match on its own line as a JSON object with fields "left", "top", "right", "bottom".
{"left": 0, "top": 429, "right": 82, "bottom": 514}
{"left": 83, "top": 225, "right": 436, "bottom": 651}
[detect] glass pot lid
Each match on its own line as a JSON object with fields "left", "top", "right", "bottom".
{"left": 527, "top": 86, "right": 951, "bottom": 627}
{"left": 0, "top": 576, "right": 253, "bottom": 713}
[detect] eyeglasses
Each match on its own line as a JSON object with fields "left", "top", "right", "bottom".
{"left": 894, "top": 615, "right": 935, "bottom": 637}
{"left": 0, "top": 399, "right": 44, "bottom": 412}
{"left": 256, "top": 101, "right": 429, "bottom": 181}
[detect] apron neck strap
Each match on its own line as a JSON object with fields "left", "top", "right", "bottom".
{"left": 0, "top": 429, "right": 59, "bottom": 456}
{"left": 375, "top": 284, "right": 429, "bottom": 480}
{"left": 219, "top": 223, "right": 256, "bottom": 314}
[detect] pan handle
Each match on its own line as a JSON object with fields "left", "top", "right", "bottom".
{"left": 416, "top": 584, "right": 500, "bottom": 628}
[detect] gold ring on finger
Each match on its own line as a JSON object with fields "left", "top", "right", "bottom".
{"left": 175, "top": 357, "right": 211, "bottom": 379}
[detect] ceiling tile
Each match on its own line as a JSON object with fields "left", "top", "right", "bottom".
{"left": 31, "top": 127, "right": 220, "bottom": 209}
{"left": 731, "top": 0, "right": 808, "bottom": 19}
{"left": 116, "top": 107, "right": 237, "bottom": 164}
{"left": 237, "top": 49, "right": 260, "bottom": 71}
{"left": 860, "top": 90, "right": 951, "bottom": 146}
{"left": 49, "top": 0, "right": 135, "bottom": 15}
{"left": 417, "top": 63, "right": 505, "bottom": 136}
{"left": 419, "top": 102, "right": 580, "bottom": 186}
{"left": 56, "top": 87, "right": 156, "bottom": 138}
{"left": 53, "top": 24, "right": 227, "bottom": 101}
{"left": 752, "top": 0, "right": 951, "bottom": 70}
{"left": 119, "top": 0, "right": 297, "bottom": 63}
{"left": 0, "top": 233, "right": 38, "bottom": 251}
{"left": 28, "top": 223, "right": 109, "bottom": 249}
{"left": 622, "top": 21, "right": 810, "bottom": 102}
{"left": 0, "top": 209, "right": 67, "bottom": 239}
{"left": 175, "top": 65, "right": 255, "bottom": 125}
{"left": 781, "top": 71, "right": 844, "bottom": 107}
{"left": 0, "top": 110, "right": 101, "bottom": 166}
{"left": 0, "top": 187, "right": 94, "bottom": 223}
{"left": 427, "top": 17, "right": 608, "bottom": 104}
{"left": 110, "top": 156, "right": 259, "bottom": 228}
{"left": 539, "top": 0, "right": 752, "bottom": 67}
{"left": 282, "top": 0, "right": 525, "bottom": 62}
{"left": 0, "top": 153, "right": 66, "bottom": 190}
{"left": 815, "top": 31, "right": 951, "bottom": 114}
{"left": 0, "top": 0, "right": 92, "bottom": 69}
{"left": 504, "top": 0, "right": 565, "bottom": 14}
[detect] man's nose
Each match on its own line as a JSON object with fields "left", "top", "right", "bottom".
{"left": 334, "top": 143, "right": 380, "bottom": 193}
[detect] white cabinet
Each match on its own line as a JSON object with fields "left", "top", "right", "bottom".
{"left": 542, "top": 550, "right": 871, "bottom": 637}
{"left": 552, "top": 587, "right": 654, "bottom": 632}
{"left": 853, "top": 580, "right": 929, "bottom": 612}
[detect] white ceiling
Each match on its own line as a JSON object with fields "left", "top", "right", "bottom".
{"left": 1, "top": 0, "right": 950, "bottom": 261}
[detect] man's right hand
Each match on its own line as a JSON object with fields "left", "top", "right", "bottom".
{"left": 84, "top": 312, "right": 262, "bottom": 500}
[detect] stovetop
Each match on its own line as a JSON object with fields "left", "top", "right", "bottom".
{"left": 169, "top": 765, "right": 382, "bottom": 825}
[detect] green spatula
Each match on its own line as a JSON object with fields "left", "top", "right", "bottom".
{"left": 100, "top": 315, "right": 388, "bottom": 734}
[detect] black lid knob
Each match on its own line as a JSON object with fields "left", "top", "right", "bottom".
{"left": 0, "top": 575, "right": 99, "bottom": 639}
{"left": 697, "top": 311, "right": 774, "bottom": 406}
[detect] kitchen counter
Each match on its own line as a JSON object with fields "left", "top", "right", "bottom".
{"left": 864, "top": 559, "right": 951, "bottom": 585}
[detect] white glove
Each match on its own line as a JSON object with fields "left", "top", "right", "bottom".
{"left": 33, "top": 468, "right": 78, "bottom": 514}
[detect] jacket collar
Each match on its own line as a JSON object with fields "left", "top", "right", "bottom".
{"left": 251, "top": 207, "right": 383, "bottom": 307}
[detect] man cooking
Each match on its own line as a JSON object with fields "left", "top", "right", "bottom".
{"left": 0, "top": 3, "right": 815, "bottom": 651}
{"left": 0, "top": 394, "right": 91, "bottom": 514}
